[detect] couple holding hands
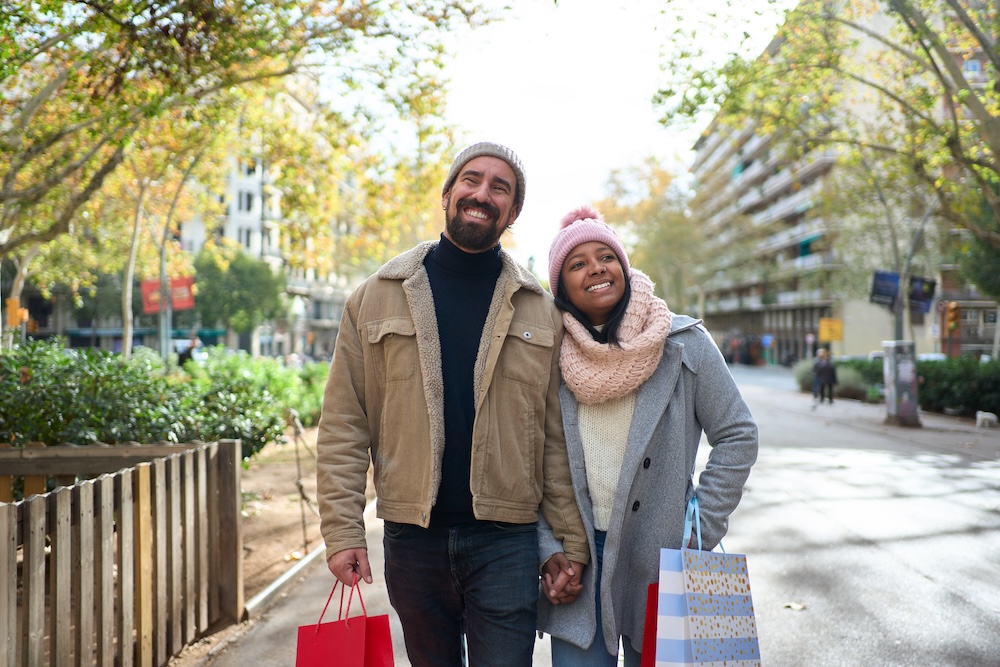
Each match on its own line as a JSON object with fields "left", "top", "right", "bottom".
{"left": 315, "top": 142, "right": 758, "bottom": 666}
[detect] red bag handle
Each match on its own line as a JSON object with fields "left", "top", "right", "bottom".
{"left": 315, "top": 574, "right": 368, "bottom": 634}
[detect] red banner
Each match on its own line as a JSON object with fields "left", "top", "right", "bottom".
{"left": 141, "top": 277, "right": 196, "bottom": 315}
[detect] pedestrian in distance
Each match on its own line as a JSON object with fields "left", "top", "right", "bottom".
{"left": 178, "top": 333, "right": 200, "bottom": 366}
{"left": 315, "top": 142, "right": 590, "bottom": 666}
{"left": 537, "top": 205, "right": 759, "bottom": 667}
{"left": 812, "top": 347, "right": 837, "bottom": 404}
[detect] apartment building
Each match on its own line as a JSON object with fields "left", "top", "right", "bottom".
{"left": 179, "top": 152, "right": 350, "bottom": 361}
{"left": 689, "top": 123, "right": 844, "bottom": 365}
{"left": 687, "top": 14, "right": 998, "bottom": 364}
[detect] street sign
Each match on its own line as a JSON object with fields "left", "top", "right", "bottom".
{"left": 870, "top": 271, "right": 899, "bottom": 307}
{"left": 819, "top": 317, "right": 843, "bottom": 342}
{"left": 141, "top": 277, "right": 196, "bottom": 315}
{"left": 908, "top": 276, "right": 936, "bottom": 314}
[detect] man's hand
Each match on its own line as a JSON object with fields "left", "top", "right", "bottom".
{"left": 327, "top": 548, "right": 372, "bottom": 586}
{"left": 541, "top": 552, "right": 585, "bottom": 605}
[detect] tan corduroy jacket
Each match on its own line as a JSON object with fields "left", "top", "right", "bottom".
{"left": 316, "top": 241, "right": 590, "bottom": 566}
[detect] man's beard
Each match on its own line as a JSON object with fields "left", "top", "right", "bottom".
{"left": 446, "top": 198, "right": 507, "bottom": 252}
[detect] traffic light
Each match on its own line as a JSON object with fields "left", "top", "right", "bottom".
{"left": 945, "top": 301, "right": 961, "bottom": 331}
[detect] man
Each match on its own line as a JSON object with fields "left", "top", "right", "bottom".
{"left": 316, "top": 142, "right": 589, "bottom": 666}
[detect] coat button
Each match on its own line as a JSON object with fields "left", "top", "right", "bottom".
{"left": 643, "top": 458, "right": 651, "bottom": 469}
{"left": 632, "top": 500, "right": 640, "bottom": 511}
{"left": 523, "top": 331, "right": 532, "bottom": 340}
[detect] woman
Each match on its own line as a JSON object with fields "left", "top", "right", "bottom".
{"left": 537, "top": 206, "right": 759, "bottom": 666}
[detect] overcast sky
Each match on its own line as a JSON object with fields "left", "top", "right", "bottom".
{"left": 442, "top": 1, "right": 697, "bottom": 279}
{"left": 441, "top": 0, "right": 792, "bottom": 280}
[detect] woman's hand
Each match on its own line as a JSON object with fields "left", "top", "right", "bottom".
{"left": 541, "top": 553, "right": 585, "bottom": 605}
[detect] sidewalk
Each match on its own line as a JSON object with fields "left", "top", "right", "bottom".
{"left": 195, "top": 504, "right": 554, "bottom": 667}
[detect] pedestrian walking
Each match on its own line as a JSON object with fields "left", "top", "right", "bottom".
{"left": 536, "top": 205, "right": 759, "bottom": 666}
{"left": 315, "top": 142, "right": 589, "bottom": 666}
{"left": 812, "top": 348, "right": 837, "bottom": 404}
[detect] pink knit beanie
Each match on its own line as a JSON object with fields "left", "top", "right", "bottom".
{"left": 548, "top": 205, "right": 630, "bottom": 297}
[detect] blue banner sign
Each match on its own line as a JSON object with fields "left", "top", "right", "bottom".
{"left": 870, "top": 271, "right": 900, "bottom": 307}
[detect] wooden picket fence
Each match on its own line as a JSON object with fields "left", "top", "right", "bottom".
{"left": 0, "top": 440, "right": 244, "bottom": 667}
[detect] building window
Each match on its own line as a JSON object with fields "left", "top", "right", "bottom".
{"left": 237, "top": 191, "right": 255, "bottom": 212}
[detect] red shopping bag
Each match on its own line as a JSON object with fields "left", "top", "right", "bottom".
{"left": 640, "top": 582, "right": 658, "bottom": 667}
{"left": 296, "top": 578, "right": 395, "bottom": 667}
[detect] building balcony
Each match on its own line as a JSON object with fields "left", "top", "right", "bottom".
{"left": 760, "top": 219, "right": 826, "bottom": 254}
{"left": 750, "top": 180, "right": 823, "bottom": 228}
{"left": 776, "top": 288, "right": 828, "bottom": 305}
{"left": 695, "top": 125, "right": 754, "bottom": 177}
{"left": 773, "top": 251, "right": 837, "bottom": 276}
{"left": 305, "top": 317, "right": 341, "bottom": 330}
{"left": 750, "top": 152, "right": 834, "bottom": 209}
{"left": 703, "top": 202, "right": 739, "bottom": 233}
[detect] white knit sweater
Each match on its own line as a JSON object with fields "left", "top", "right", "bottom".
{"left": 578, "top": 391, "right": 636, "bottom": 531}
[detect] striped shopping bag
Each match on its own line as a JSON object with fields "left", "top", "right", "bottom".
{"left": 653, "top": 497, "right": 760, "bottom": 666}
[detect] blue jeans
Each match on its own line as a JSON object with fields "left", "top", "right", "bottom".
{"left": 551, "top": 530, "right": 642, "bottom": 667}
{"left": 383, "top": 520, "right": 539, "bottom": 667}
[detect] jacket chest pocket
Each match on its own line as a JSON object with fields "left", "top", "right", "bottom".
{"left": 367, "top": 317, "right": 418, "bottom": 383}
{"left": 498, "top": 321, "right": 555, "bottom": 388}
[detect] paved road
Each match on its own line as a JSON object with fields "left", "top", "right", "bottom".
{"left": 197, "top": 364, "right": 1000, "bottom": 666}
{"left": 726, "top": 367, "right": 1000, "bottom": 666}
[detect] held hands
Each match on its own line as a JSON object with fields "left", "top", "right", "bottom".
{"left": 327, "top": 548, "right": 373, "bottom": 586}
{"left": 541, "top": 552, "right": 584, "bottom": 605}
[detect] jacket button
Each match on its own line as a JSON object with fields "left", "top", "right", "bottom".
{"left": 632, "top": 500, "right": 640, "bottom": 511}
{"left": 643, "top": 458, "right": 651, "bottom": 469}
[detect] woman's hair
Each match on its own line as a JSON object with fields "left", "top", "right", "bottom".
{"left": 554, "top": 271, "right": 632, "bottom": 347}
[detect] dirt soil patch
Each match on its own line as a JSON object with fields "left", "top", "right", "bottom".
{"left": 240, "top": 429, "right": 325, "bottom": 601}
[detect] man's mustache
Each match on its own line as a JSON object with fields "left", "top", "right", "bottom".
{"left": 455, "top": 197, "right": 500, "bottom": 221}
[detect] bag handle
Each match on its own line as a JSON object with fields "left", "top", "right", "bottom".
{"left": 682, "top": 495, "right": 728, "bottom": 554}
{"left": 314, "top": 574, "right": 369, "bottom": 634}
{"left": 682, "top": 495, "right": 702, "bottom": 550}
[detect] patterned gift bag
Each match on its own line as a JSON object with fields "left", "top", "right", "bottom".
{"left": 653, "top": 497, "right": 760, "bottom": 666}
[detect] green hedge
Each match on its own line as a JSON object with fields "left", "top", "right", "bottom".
{"left": 791, "top": 355, "right": 1000, "bottom": 415}
{"left": 0, "top": 339, "right": 331, "bottom": 459}
{"left": 917, "top": 357, "right": 1000, "bottom": 416}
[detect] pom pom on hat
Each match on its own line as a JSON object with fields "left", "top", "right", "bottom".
{"left": 548, "top": 205, "right": 630, "bottom": 297}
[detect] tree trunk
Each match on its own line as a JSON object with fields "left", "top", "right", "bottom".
{"left": 121, "top": 182, "right": 148, "bottom": 359}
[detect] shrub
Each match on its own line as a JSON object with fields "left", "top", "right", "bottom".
{"left": 792, "top": 358, "right": 814, "bottom": 392}
{"left": 0, "top": 339, "right": 331, "bottom": 459}
{"left": 917, "top": 357, "right": 1000, "bottom": 416}
{"left": 295, "top": 361, "right": 330, "bottom": 427}
{"left": 833, "top": 358, "right": 883, "bottom": 386}
{"left": 834, "top": 366, "right": 867, "bottom": 401}
{"left": 174, "top": 347, "right": 292, "bottom": 458}
{"left": 0, "top": 340, "right": 190, "bottom": 446}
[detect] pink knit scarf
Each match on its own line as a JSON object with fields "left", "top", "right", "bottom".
{"left": 560, "top": 270, "right": 673, "bottom": 404}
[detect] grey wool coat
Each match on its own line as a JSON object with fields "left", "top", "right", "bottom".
{"left": 537, "top": 315, "right": 759, "bottom": 656}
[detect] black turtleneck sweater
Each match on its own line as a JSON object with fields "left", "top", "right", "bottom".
{"left": 424, "top": 234, "right": 502, "bottom": 526}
